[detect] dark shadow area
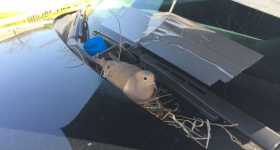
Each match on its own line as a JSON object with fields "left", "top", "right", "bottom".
{"left": 64, "top": 80, "right": 246, "bottom": 150}
{"left": 63, "top": 81, "right": 202, "bottom": 150}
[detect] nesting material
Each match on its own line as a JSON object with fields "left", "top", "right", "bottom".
{"left": 94, "top": 58, "right": 156, "bottom": 104}
{"left": 141, "top": 93, "right": 246, "bottom": 150}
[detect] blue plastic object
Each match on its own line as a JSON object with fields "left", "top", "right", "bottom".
{"left": 83, "top": 36, "right": 108, "bottom": 56}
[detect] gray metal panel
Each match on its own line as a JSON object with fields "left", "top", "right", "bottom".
{"left": 101, "top": 7, "right": 152, "bottom": 43}
{"left": 140, "top": 13, "right": 263, "bottom": 85}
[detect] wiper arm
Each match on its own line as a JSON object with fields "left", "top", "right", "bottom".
{"left": 67, "top": 8, "right": 89, "bottom": 43}
{"left": 80, "top": 9, "right": 89, "bottom": 42}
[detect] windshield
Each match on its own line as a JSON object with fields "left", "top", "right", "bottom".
{"left": 0, "top": 1, "right": 167, "bottom": 150}
{"left": 1, "top": 0, "right": 280, "bottom": 150}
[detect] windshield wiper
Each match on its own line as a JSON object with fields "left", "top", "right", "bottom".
{"left": 80, "top": 9, "right": 89, "bottom": 42}
{"left": 67, "top": 8, "right": 89, "bottom": 43}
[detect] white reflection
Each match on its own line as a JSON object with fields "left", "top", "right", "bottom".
{"left": 0, "top": 0, "right": 70, "bottom": 13}
{"left": 96, "top": 0, "right": 134, "bottom": 11}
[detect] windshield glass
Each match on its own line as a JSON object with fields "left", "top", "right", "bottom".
{"left": 1, "top": 0, "right": 280, "bottom": 150}
{"left": 0, "top": 1, "right": 167, "bottom": 150}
